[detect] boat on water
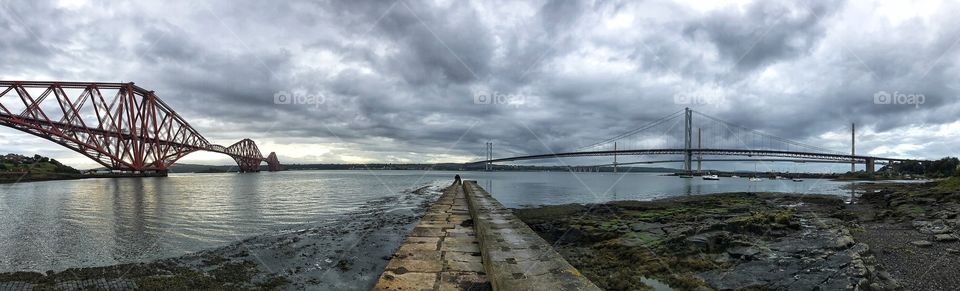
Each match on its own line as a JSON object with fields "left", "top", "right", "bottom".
{"left": 791, "top": 165, "right": 803, "bottom": 182}
{"left": 702, "top": 174, "right": 720, "bottom": 180}
{"left": 749, "top": 177, "right": 763, "bottom": 182}
{"left": 731, "top": 175, "right": 740, "bottom": 178}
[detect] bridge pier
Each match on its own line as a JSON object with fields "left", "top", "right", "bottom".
{"left": 683, "top": 107, "right": 693, "bottom": 173}
{"left": 866, "top": 158, "right": 875, "bottom": 176}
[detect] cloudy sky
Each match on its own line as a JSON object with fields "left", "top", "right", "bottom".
{"left": 0, "top": 0, "right": 958, "bottom": 171}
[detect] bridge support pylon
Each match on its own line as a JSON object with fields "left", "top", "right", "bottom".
{"left": 683, "top": 107, "right": 693, "bottom": 173}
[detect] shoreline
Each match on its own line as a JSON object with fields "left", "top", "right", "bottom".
{"left": 514, "top": 180, "right": 960, "bottom": 290}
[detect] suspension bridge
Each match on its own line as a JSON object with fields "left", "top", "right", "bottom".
{"left": 0, "top": 81, "right": 281, "bottom": 173}
{"left": 477, "top": 108, "right": 923, "bottom": 175}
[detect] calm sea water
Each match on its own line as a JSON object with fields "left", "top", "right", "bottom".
{"left": 0, "top": 170, "right": 855, "bottom": 272}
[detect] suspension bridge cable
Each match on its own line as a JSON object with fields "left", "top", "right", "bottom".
{"left": 574, "top": 109, "right": 685, "bottom": 151}
{"left": 692, "top": 110, "right": 844, "bottom": 155}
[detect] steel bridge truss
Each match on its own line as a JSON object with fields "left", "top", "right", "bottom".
{"left": 0, "top": 81, "right": 281, "bottom": 173}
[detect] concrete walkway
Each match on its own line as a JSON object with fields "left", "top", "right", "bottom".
{"left": 374, "top": 180, "right": 599, "bottom": 291}
{"left": 373, "top": 182, "right": 489, "bottom": 290}
{"left": 462, "top": 181, "right": 600, "bottom": 291}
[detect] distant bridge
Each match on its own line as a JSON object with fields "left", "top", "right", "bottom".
{"left": 0, "top": 81, "right": 280, "bottom": 173}
{"left": 475, "top": 108, "right": 925, "bottom": 174}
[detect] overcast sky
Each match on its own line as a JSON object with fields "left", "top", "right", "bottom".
{"left": 1, "top": 0, "right": 958, "bottom": 171}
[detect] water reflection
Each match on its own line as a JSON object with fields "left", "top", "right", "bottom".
{"left": 0, "top": 171, "right": 454, "bottom": 272}
{"left": 469, "top": 172, "right": 856, "bottom": 208}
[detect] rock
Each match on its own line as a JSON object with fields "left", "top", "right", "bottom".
{"left": 946, "top": 248, "right": 960, "bottom": 254}
{"left": 831, "top": 235, "right": 855, "bottom": 249}
{"left": 877, "top": 270, "right": 892, "bottom": 281}
{"left": 685, "top": 231, "right": 731, "bottom": 252}
{"left": 699, "top": 261, "right": 772, "bottom": 290}
{"left": 914, "top": 197, "right": 938, "bottom": 204}
{"left": 910, "top": 240, "right": 933, "bottom": 247}
{"left": 848, "top": 243, "right": 870, "bottom": 255}
{"left": 663, "top": 225, "right": 694, "bottom": 235}
{"left": 713, "top": 253, "right": 734, "bottom": 264}
{"left": 933, "top": 228, "right": 953, "bottom": 235}
{"left": 933, "top": 210, "right": 958, "bottom": 220}
{"left": 727, "top": 246, "right": 762, "bottom": 260}
{"left": 934, "top": 234, "right": 958, "bottom": 242}
{"left": 912, "top": 220, "right": 951, "bottom": 234}
{"left": 890, "top": 199, "right": 908, "bottom": 207}
{"left": 630, "top": 221, "right": 663, "bottom": 232}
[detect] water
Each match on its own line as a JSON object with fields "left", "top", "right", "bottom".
{"left": 0, "top": 170, "right": 855, "bottom": 273}
{"left": 468, "top": 171, "right": 856, "bottom": 207}
{"left": 0, "top": 170, "right": 452, "bottom": 273}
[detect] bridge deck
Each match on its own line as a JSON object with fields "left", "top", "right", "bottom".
{"left": 374, "top": 180, "right": 599, "bottom": 291}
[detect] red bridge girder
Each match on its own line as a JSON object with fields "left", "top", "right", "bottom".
{"left": 0, "top": 81, "right": 281, "bottom": 173}
{"left": 266, "top": 152, "right": 282, "bottom": 171}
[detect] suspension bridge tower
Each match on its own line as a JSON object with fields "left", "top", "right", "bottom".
{"left": 683, "top": 107, "right": 693, "bottom": 173}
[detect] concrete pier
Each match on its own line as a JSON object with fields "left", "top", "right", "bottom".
{"left": 374, "top": 180, "right": 598, "bottom": 291}
{"left": 373, "top": 182, "right": 488, "bottom": 290}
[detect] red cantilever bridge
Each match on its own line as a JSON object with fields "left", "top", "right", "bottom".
{"left": 0, "top": 81, "right": 280, "bottom": 173}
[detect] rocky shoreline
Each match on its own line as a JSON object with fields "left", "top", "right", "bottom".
{"left": 514, "top": 179, "right": 960, "bottom": 290}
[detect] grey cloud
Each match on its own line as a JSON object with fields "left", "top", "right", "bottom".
{"left": 0, "top": 0, "right": 958, "bottom": 169}
{"left": 683, "top": 1, "right": 841, "bottom": 71}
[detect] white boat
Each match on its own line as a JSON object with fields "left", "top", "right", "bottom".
{"left": 749, "top": 177, "right": 763, "bottom": 182}
{"left": 702, "top": 174, "right": 719, "bottom": 180}
{"left": 731, "top": 175, "right": 740, "bottom": 178}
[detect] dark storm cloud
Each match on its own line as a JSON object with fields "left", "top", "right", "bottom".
{"left": 1, "top": 0, "right": 959, "bottom": 167}
{"left": 683, "top": 1, "right": 840, "bottom": 71}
